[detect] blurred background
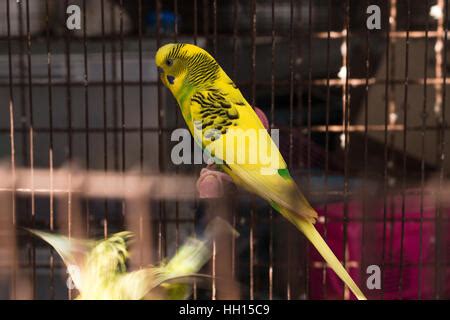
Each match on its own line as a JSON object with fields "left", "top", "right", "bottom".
{"left": 0, "top": 0, "right": 449, "bottom": 300}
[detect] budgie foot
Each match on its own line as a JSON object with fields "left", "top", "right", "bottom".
{"left": 197, "top": 164, "right": 233, "bottom": 198}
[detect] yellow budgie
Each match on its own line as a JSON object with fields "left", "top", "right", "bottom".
{"left": 28, "top": 228, "right": 214, "bottom": 300}
{"left": 155, "top": 43, "right": 366, "bottom": 300}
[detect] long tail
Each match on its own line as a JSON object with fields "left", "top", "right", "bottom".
{"left": 280, "top": 208, "right": 367, "bottom": 300}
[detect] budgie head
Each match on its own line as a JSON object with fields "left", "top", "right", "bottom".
{"left": 155, "top": 43, "right": 220, "bottom": 95}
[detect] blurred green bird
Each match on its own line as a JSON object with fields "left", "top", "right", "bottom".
{"left": 28, "top": 224, "right": 225, "bottom": 300}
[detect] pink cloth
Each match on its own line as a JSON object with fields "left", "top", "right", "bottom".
{"left": 195, "top": 107, "right": 449, "bottom": 299}
{"left": 311, "top": 190, "right": 449, "bottom": 299}
{"left": 255, "top": 107, "right": 269, "bottom": 130}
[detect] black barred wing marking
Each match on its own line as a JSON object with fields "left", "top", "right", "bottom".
{"left": 190, "top": 88, "right": 244, "bottom": 143}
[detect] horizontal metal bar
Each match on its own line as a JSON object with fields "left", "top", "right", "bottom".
{"left": 1, "top": 77, "right": 448, "bottom": 87}
{"left": 0, "top": 167, "right": 197, "bottom": 200}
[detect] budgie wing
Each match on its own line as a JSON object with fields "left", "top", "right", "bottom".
{"left": 85, "top": 231, "right": 133, "bottom": 276}
{"left": 27, "top": 229, "right": 92, "bottom": 266}
{"left": 189, "top": 85, "right": 317, "bottom": 222}
{"left": 114, "top": 268, "right": 164, "bottom": 300}
{"left": 157, "top": 237, "right": 213, "bottom": 299}
{"left": 114, "top": 237, "right": 212, "bottom": 300}
{"left": 27, "top": 229, "right": 93, "bottom": 289}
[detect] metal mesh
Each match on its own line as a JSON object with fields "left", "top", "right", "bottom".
{"left": 0, "top": 0, "right": 449, "bottom": 300}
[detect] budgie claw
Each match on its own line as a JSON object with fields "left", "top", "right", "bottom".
{"left": 197, "top": 167, "right": 233, "bottom": 198}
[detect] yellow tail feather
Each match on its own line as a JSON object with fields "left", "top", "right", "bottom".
{"left": 281, "top": 208, "right": 367, "bottom": 300}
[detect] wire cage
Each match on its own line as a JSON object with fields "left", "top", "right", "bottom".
{"left": 0, "top": 0, "right": 449, "bottom": 300}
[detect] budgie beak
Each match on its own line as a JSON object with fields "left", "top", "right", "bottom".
{"left": 157, "top": 67, "right": 175, "bottom": 87}
{"left": 157, "top": 67, "right": 166, "bottom": 85}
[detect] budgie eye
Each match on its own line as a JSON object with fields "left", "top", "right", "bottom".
{"left": 165, "top": 59, "right": 173, "bottom": 67}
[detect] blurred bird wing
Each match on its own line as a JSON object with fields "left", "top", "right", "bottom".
{"left": 84, "top": 231, "right": 133, "bottom": 281}
{"left": 116, "top": 268, "right": 212, "bottom": 300}
{"left": 203, "top": 216, "right": 240, "bottom": 241}
{"left": 114, "top": 236, "right": 212, "bottom": 300}
{"left": 147, "top": 237, "right": 213, "bottom": 299}
{"left": 114, "top": 268, "right": 163, "bottom": 300}
{"left": 27, "top": 229, "right": 92, "bottom": 267}
{"left": 27, "top": 229, "right": 93, "bottom": 290}
{"left": 163, "top": 237, "right": 212, "bottom": 276}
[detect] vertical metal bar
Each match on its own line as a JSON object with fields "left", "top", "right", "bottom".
{"left": 230, "top": 0, "right": 238, "bottom": 285}
{"left": 436, "top": 0, "right": 448, "bottom": 300}
{"left": 388, "top": 0, "right": 398, "bottom": 170}
{"left": 64, "top": 2, "right": 74, "bottom": 279}
{"left": 192, "top": 0, "right": 198, "bottom": 300}
{"left": 232, "top": 0, "right": 238, "bottom": 79}
{"left": 138, "top": 0, "right": 144, "bottom": 171}
{"left": 64, "top": 0, "right": 73, "bottom": 164}
{"left": 25, "top": 0, "right": 35, "bottom": 298}
{"left": 342, "top": 0, "right": 350, "bottom": 300}
{"left": 137, "top": 0, "right": 145, "bottom": 267}
{"left": 173, "top": 0, "right": 180, "bottom": 252}
{"left": 202, "top": 0, "right": 208, "bottom": 46}
{"left": 381, "top": 0, "right": 391, "bottom": 300}
{"left": 307, "top": 0, "right": 312, "bottom": 192}
{"left": 249, "top": 0, "right": 257, "bottom": 300}
{"left": 418, "top": 0, "right": 430, "bottom": 300}
{"left": 101, "top": 0, "right": 108, "bottom": 238}
{"left": 213, "top": 0, "right": 217, "bottom": 55}
{"left": 193, "top": 0, "right": 198, "bottom": 45}
{"left": 156, "top": 0, "right": 164, "bottom": 262}
{"left": 287, "top": 0, "right": 294, "bottom": 300}
{"left": 119, "top": 0, "right": 126, "bottom": 222}
{"left": 269, "top": 0, "right": 275, "bottom": 301}
{"left": 174, "top": 0, "right": 178, "bottom": 42}
{"left": 119, "top": 0, "right": 126, "bottom": 171}
{"left": 82, "top": 0, "right": 90, "bottom": 237}
{"left": 398, "top": 0, "right": 411, "bottom": 299}
{"left": 111, "top": 1, "right": 119, "bottom": 172}
{"left": 45, "top": 0, "right": 55, "bottom": 299}
{"left": 17, "top": 2, "right": 31, "bottom": 298}
{"left": 6, "top": 0, "right": 13, "bottom": 102}
{"left": 387, "top": 1, "right": 397, "bottom": 271}
{"left": 322, "top": 0, "right": 332, "bottom": 300}
{"left": 57, "top": 173, "right": 83, "bottom": 300}
{"left": 17, "top": 0, "right": 27, "bottom": 184}
{"left": 6, "top": 0, "right": 17, "bottom": 294}
{"left": 211, "top": 0, "right": 219, "bottom": 300}
{"left": 432, "top": 0, "right": 445, "bottom": 299}
{"left": 211, "top": 233, "right": 216, "bottom": 300}
{"left": 434, "top": 0, "right": 445, "bottom": 135}
{"left": 305, "top": 0, "right": 313, "bottom": 299}
{"left": 361, "top": 0, "right": 371, "bottom": 300}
